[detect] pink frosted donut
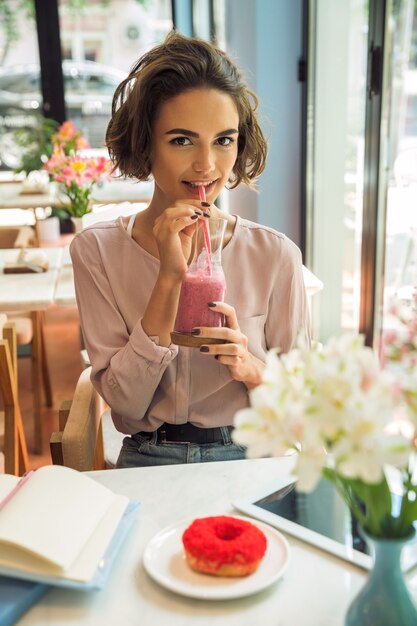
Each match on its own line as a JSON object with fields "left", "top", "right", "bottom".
{"left": 182, "top": 515, "right": 267, "bottom": 577}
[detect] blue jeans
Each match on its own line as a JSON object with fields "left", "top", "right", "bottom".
{"left": 116, "top": 427, "right": 246, "bottom": 468}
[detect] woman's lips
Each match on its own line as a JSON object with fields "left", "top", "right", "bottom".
{"left": 182, "top": 181, "right": 216, "bottom": 198}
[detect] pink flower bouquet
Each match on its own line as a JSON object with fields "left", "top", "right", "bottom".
{"left": 51, "top": 120, "right": 90, "bottom": 155}
{"left": 44, "top": 148, "right": 111, "bottom": 217}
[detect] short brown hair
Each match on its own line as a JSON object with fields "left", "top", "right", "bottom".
{"left": 106, "top": 31, "right": 267, "bottom": 189}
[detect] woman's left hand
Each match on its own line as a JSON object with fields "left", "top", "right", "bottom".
{"left": 195, "top": 302, "right": 265, "bottom": 389}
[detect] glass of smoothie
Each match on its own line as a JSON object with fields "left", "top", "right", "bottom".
{"left": 171, "top": 217, "right": 228, "bottom": 347}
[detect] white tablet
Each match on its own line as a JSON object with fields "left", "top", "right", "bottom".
{"left": 233, "top": 475, "right": 417, "bottom": 572}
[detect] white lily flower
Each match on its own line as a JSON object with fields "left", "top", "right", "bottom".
{"left": 234, "top": 325, "right": 417, "bottom": 536}
{"left": 295, "top": 445, "right": 327, "bottom": 492}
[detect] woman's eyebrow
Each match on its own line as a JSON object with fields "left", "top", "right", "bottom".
{"left": 215, "top": 128, "right": 239, "bottom": 137}
{"left": 165, "top": 128, "right": 239, "bottom": 137}
{"left": 165, "top": 128, "right": 198, "bottom": 137}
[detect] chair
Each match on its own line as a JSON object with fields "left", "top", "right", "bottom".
{"left": 0, "top": 225, "right": 36, "bottom": 249}
{"left": 49, "top": 366, "right": 124, "bottom": 471}
{"left": 0, "top": 225, "right": 52, "bottom": 454}
{"left": 0, "top": 316, "right": 29, "bottom": 475}
{"left": 10, "top": 310, "right": 53, "bottom": 454}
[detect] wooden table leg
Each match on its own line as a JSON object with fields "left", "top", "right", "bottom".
{"left": 31, "top": 311, "right": 44, "bottom": 454}
{"left": 32, "top": 208, "right": 40, "bottom": 247}
{"left": 0, "top": 334, "right": 29, "bottom": 476}
{"left": 16, "top": 404, "right": 29, "bottom": 475}
{"left": 40, "top": 312, "right": 53, "bottom": 407}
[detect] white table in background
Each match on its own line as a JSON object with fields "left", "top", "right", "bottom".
{"left": 0, "top": 183, "right": 58, "bottom": 211}
{"left": 0, "top": 247, "right": 63, "bottom": 311}
{"left": 0, "top": 179, "right": 152, "bottom": 245}
{"left": 302, "top": 265, "right": 323, "bottom": 298}
{"left": 0, "top": 247, "right": 63, "bottom": 452}
{"left": 53, "top": 245, "right": 76, "bottom": 307}
{"left": 17, "top": 456, "right": 412, "bottom": 626}
{"left": 0, "top": 181, "right": 152, "bottom": 211}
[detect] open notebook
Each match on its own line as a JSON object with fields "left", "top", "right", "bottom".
{"left": 0, "top": 465, "right": 139, "bottom": 590}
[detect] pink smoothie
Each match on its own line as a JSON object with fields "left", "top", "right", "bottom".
{"left": 174, "top": 269, "right": 226, "bottom": 333}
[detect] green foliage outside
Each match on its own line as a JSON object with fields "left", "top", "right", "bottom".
{"left": 13, "top": 114, "right": 59, "bottom": 175}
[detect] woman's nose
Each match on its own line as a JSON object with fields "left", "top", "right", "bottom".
{"left": 192, "top": 147, "right": 215, "bottom": 174}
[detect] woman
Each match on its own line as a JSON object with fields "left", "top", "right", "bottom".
{"left": 70, "top": 31, "right": 311, "bottom": 468}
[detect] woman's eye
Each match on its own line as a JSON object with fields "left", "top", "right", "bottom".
{"left": 216, "top": 136, "right": 234, "bottom": 146}
{"left": 170, "top": 137, "right": 192, "bottom": 146}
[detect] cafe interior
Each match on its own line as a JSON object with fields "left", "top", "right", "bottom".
{"left": 1, "top": 0, "right": 417, "bottom": 624}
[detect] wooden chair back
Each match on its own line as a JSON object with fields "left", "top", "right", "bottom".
{"left": 0, "top": 319, "right": 29, "bottom": 475}
{"left": 0, "top": 225, "right": 36, "bottom": 250}
{"left": 50, "top": 366, "right": 124, "bottom": 471}
{"left": 50, "top": 367, "right": 106, "bottom": 471}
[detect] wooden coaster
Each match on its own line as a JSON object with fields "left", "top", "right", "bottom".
{"left": 170, "top": 332, "right": 228, "bottom": 348}
{"left": 19, "top": 189, "right": 48, "bottom": 195}
{"left": 3, "top": 261, "right": 49, "bottom": 274}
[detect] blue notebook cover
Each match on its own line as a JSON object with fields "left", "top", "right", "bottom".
{"left": 0, "top": 577, "right": 48, "bottom": 626}
{"left": 0, "top": 500, "right": 139, "bottom": 592}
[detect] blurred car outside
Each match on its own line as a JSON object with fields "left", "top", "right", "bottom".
{"left": 0, "top": 59, "right": 127, "bottom": 170}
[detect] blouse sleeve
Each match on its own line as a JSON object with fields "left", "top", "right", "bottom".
{"left": 265, "top": 236, "right": 311, "bottom": 354}
{"left": 70, "top": 233, "right": 178, "bottom": 431}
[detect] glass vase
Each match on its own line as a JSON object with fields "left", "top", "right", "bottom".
{"left": 70, "top": 216, "right": 86, "bottom": 234}
{"left": 345, "top": 529, "right": 417, "bottom": 626}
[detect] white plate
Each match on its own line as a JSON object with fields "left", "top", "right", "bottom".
{"left": 143, "top": 515, "right": 290, "bottom": 600}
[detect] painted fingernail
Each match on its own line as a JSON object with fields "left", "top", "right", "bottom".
{"left": 191, "top": 328, "right": 200, "bottom": 335}
{"left": 201, "top": 201, "right": 210, "bottom": 208}
{"left": 200, "top": 346, "right": 210, "bottom": 352}
{"left": 194, "top": 210, "right": 203, "bottom": 215}
{"left": 191, "top": 214, "right": 199, "bottom": 220}
{"left": 207, "top": 302, "right": 216, "bottom": 307}
{"left": 203, "top": 212, "right": 210, "bottom": 218}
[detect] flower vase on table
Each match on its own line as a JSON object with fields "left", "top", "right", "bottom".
{"left": 232, "top": 317, "right": 417, "bottom": 626}
{"left": 59, "top": 181, "right": 93, "bottom": 233}
{"left": 70, "top": 215, "right": 89, "bottom": 234}
{"left": 43, "top": 135, "right": 111, "bottom": 234}
{"left": 345, "top": 529, "right": 417, "bottom": 626}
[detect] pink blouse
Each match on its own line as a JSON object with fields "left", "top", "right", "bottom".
{"left": 70, "top": 215, "right": 311, "bottom": 434}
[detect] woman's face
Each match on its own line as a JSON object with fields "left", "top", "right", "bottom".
{"left": 150, "top": 88, "right": 239, "bottom": 206}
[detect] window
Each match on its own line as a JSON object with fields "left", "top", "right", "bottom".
{"left": 0, "top": 0, "right": 174, "bottom": 169}
{"left": 306, "top": 0, "right": 369, "bottom": 340}
{"left": 377, "top": 0, "right": 417, "bottom": 339}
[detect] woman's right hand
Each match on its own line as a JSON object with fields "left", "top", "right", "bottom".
{"left": 152, "top": 201, "right": 208, "bottom": 280}
{"left": 142, "top": 201, "right": 209, "bottom": 346}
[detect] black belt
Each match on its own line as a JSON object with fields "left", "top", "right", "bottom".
{"left": 157, "top": 423, "right": 233, "bottom": 444}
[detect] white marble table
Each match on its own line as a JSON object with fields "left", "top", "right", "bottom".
{"left": 16, "top": 456, "right": 412, "bottom": 626}
{"left": 0, "top": 181, "right": 153, "bottom": 211}
{"left": 0, "top": 180, "right": 151, "bottom": 245}
{"left": 0, "top": 183, "right": 58, "bottom": 211}
{"left": 53, "top": 245, "right": 76, "bottom": 308}
{"left": 0, "top": 247, "right": 65, "bottom": 451}
{"left": 302, "top": 265, "right": 323, "bottom": 297}
{"left": 54, "top": 266, "right": 75, "bottom": 307}
{"left": 0, "top": 247, "right": 63, "bottom": 311}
